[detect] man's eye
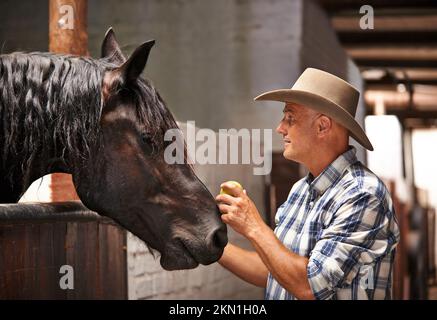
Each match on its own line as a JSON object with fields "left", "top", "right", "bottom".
{"left": 285, "top": 115, "right": 294, "bottom": 123}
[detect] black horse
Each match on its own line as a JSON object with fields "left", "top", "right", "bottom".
{"left": 0, "top": 28, "right": 227, "bottom": 270}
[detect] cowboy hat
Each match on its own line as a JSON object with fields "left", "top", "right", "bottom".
{"left": 254, "top": 68, "right": 373, "bottom": 151}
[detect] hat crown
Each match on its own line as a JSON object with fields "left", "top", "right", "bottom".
{"left": 292, "top": 68, "right": 359, "bottom": 116}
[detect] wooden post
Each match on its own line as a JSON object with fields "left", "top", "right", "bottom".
{"left": 49, "top": 0, "right": 88, "bottom": 201}
{"left": 49, "top": 0, "right": 88, "bottom": 55}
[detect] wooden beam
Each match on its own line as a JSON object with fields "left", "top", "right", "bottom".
{"left": 359, "top": 67, "right": 437, "bottom": 76}
{"left": 356, "top": 59, "right": 437, "bottom": 68}
{"left": 319, "top": 0, "right": 437, "bottom": 14}
{"left": 383, "top": 109, "right": 437, "bottom": 120}
{"left": 347, "top": 47, "right": 437, "bottom": 61}
{"left": 366, "top": 78, "right": 437, "bottom": 86}
{"left": 338, "top": 31, "right": 437, "bottom": 45}
{"left": 332, "top": 14, "right": 437, "bottom": 32}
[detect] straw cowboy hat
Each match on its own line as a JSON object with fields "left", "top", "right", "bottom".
{"left": 254, "top": 68, "right": 374, "bottom": 151}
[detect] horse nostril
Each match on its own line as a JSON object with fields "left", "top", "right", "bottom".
{"left": 206, "top": 225, "right": 228, "bottom": 251}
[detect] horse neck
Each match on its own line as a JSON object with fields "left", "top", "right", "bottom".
{"left": 0, "top": 53, "right": 102, "bottom": 199}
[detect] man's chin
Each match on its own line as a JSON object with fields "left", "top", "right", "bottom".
{"left": 283, "top": 149, "right": 295, "bottom": 161}
{"left": 283, "top": 151, "right": 303, "bottom": 165}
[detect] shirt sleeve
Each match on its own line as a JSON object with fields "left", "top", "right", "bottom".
{"left": 306, "top": 191, "right": 400, "bottom": 300}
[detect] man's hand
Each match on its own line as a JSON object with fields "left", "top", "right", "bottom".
{"left": 215, "top": 182, "right": 315, "bottom": 300}
{"left": 215, "top": 181, "right": 267, "bottom": 239}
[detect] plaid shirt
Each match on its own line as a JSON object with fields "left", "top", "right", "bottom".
{"left": 265, "top": 146, "right": 400, "bottom": 300}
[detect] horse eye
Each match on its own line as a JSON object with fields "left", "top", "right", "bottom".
{"left": 140, "top": 133, "right": 154, "bottom": 154}
{"left": 141, "top": 132, "right": 151, "bottom": 144}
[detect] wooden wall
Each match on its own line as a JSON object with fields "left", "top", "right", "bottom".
{"left": 0, "top": 202, "right": 127, "bottom": 299}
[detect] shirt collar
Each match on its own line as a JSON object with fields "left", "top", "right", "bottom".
{"left": 305, "top": 146, "right": 358, "bottom": 197}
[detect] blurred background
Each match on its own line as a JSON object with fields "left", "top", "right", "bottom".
{"left": 0, "top": 0, "right": 436, "bottom": 300}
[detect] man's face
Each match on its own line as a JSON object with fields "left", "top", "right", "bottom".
{"left": 275, "top": 103, "right": 320, "bottom": 163}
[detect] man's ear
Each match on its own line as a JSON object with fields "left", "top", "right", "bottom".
{"left": 117, "top": 40, "right": 155, "bottom": 85}
{"left": 101, "top": 27, "right": 126, "bottom": 64}
{"left": 317, "top": 115, "right": 332, "bottom": 135}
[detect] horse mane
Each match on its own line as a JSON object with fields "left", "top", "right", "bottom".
{"left": 0, "top": 51, "right": 181, "bottom": 189}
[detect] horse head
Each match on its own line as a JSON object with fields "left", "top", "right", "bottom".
{"left": 73, "top": 29, "right": 228, "bottom": 270}
{"left": 0, "top": 28, "right": 227, "bottom": 270}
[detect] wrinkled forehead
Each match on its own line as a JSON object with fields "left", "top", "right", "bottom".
{"left": 283, "top": 102, "right": 315, "bottom": 116}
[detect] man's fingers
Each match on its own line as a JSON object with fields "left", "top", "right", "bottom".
{"left": 218, "top": 203, "right": 232, "bottom": 214}
{"left": 215, "top": 193, "right": 236, "bottom": 205}
{"left": 221, "top": 213, "right": 231, "bottom": 224}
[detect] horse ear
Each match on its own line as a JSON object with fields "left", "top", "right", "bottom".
{"left": 118, "top": 40, "right": 155, "bottom": 83}
{"left": 101, "top": 27, "right": 126, "bottom": 64}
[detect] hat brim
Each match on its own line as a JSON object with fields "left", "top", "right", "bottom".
{"left": 254, "top": 89, "right": 374, "bottom": 151}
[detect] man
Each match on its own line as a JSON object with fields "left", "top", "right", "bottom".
{"left": 216, "top": 68, "right": 400, "bottom": 300}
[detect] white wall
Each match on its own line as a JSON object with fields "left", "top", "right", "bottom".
{"left": 412, "top": 129, "right": 437, "bottom": 208}
{"left": 19, "top": 174, "right": 52, "bottom": 203}
{"left": 365, "top": 115, "right": 410, "bottom": 204}
{"left": 411, "top": 129, "right": 437, "bottom": 280}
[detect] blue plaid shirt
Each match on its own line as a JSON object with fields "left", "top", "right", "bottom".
{"left": 265, "top": 146, "right": 400, "bottom": 300}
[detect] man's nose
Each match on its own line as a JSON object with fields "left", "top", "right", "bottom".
{"left": 276, "top": 122, "right": 286, "bottom": 135}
